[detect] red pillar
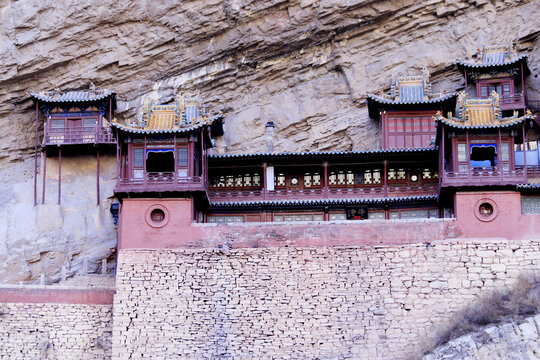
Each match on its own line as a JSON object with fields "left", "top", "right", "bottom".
{"left": 116, "top": 130, "right": 120, "bottom": 184}
{"left": 383, "top": 160, "right": 388, "bottom": 197}
{"left": 466, "top": 130, "right": 470, "bottom": 181}
{"left": 498, "top": 128, "right": 503, "bottom": 181}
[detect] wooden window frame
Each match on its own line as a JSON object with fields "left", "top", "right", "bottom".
{"left": 383, "top": 110, "right": 438, "bottom": 149}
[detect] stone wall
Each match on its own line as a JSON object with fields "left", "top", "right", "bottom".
{"left": 0, "top": 302, "right": 113, "bottom": 359}
{"left": 112, "top": 236, "right": 540, "bottom": 360}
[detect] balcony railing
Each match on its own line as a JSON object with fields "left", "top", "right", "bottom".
{"left": 499, "top": 93, "right": 525, "bottom": 110}
{"left": 44, "top": 126, "right": 116, "bottom": 145}
{"left": 208, "top": 183, "right": 438, "bottom": 203}
{"left": 115, "top": 173, "right": 205, "bottom": 193}
{"left": 442, "top": 167, "right": 526, "bottom": 186}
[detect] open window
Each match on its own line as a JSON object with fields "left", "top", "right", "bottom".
{"left": 470, "top": 144, "right": 497, "bottom": 169}
{"left": 146, "top": 149, "right": 175, "bottom": 173}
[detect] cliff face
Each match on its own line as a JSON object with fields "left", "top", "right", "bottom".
{"left": 2, "top": 0, "right": 540, "bottom": 161}
{"left": 0, "top": 0, "right": 539, "bottom": 283}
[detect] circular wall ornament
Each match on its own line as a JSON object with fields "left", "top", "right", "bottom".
{"left": 473, "top": 198, "right": 498, "bottom": 222}
{"left": 145, "top": 204, "right": 170, "bottom": 228}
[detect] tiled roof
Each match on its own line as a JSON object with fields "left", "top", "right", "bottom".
{"left": 366, "top": 92, "right": 457, "bottom": 106}
{"left": 456, "top": 44, "right": 528, "bottom": 69}
{"left": 435, "top": 91, "right": 534, "bottom": 129}
{"left": 112, "top": 93, "right": 222, "bottom": 134}
{"left": 210, "top": 195, "right": 438, "bottom": 207}
{"left": 30, "top": 89, "right": 115, "bottom": 103}
{"left": 366, "top": 68, "right": 457, "bottom": 106}
{"left": 111, "top": 114, "right": 222, "bottom": 134}
{"left": 209, "top": 147, "right": 438, "bottom": 161}
{"left": 517, "top": 183, "right": 540, "bottom": 191}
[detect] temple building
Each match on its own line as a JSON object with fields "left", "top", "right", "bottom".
{"left": 110, "top": 93, "right": 223, "bottom": 226}
{"left": 29, "top": 44, "right": 540, "bottom": 243}
{"left": 30, "top": 85, "right": 117, "bottom": 205}
{"left": 456, "top": 43, "right": 529, "bottom": 114}
{"left": 366, "top": 68, "right": 457, "bottom": 149}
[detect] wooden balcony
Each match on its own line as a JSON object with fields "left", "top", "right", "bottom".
{"left": 499, "top": 93, "right": 525, "bottom": 111}
{"left": 44, "top": 126, "right": 116, "bottom": 146}
{"left": 442, "top": 168, "right": 526, "bottom": 187}
{"left": 115, "top": 173, "right": 206, "bottom": 194}
{"left": 208, "top": 184, "right": 438, "bottom": 203}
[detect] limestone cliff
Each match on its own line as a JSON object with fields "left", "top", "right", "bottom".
{"left": 0, "top": 0, "right": 540, "bottom": 283}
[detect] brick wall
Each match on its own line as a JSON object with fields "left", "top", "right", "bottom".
{"left": 112, "top": 236, "right": 540, "bottom": 359}
{"left": 0, "top": 302, "right": 113, "bottom": 359}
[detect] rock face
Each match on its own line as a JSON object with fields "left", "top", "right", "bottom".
{"left": 424, "top": 314, "right": 540, "bottom": 360}
{"left": 0, "top": 1, "right": 540, "bottom": 282}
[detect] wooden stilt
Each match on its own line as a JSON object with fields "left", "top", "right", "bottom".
{"left": 97, "top": 147, "right": 100, "bottom": 206}
{"left": 42, "top": 147, "right": 47, "bottom": 204}
{"left": 58, "top": 147, "right": 62, "bottom": 205}
{"left": 34, "top": 102, "right": 38, "bottom": 206}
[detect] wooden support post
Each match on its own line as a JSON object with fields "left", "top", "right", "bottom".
{"left": 116, "top": 131, "right": 120, "bottom": 183}
{"left": 464, "top": 68, "right": 468, "bottom": 94}
{"left": 42, "top": 147, "right": 47, "bottom": 205}
{"left": 498, "top": 128, "right": 503, "bottom": 181}
{"left": 465, "top": 130, "right": 470, "bottom": 181}
{"left": 441, "top": 126, "right": 445, "bottom": 181}
{"left": 174, "top": 134, "right": 177, "bottom": 182}
{"left": 523, "top": 123, "right": 528, "bottom": 180}
{"left": 200, "top": 128, "right": 205, "bottom": 181}
{"left": 97, "top": 148, "right": 100, "bottom": 206}
{"left": 521, "top": 62, "right": 527, "bottom": 107}
{"left": 263, "top": 163, "right": 267, "bottom": 200}
{"left": 323, "top": 162, "right": 329, "bottom": 199}
{"left": 383, "top": 160, "right": 388, "bottom": 197}
{"left": 143, "top": 135, "right": 147, "bottom": 185}
{"left": 34, "top": 102, "right": 38, "bottom": 206}
{"left": 58, "top": 147, "right": 62, "bottom": 205}
{"left": 109, "top": 97, "right": 112, "bottom": 125}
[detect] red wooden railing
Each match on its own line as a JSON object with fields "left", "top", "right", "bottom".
{"left": 500, "top": 93, "right": 524, "bottom": 105}
{"left": 44, "top": 126, "right": 116, "bottom": 145}
{"left": 115, "top": 173, "right": 205, "bottom": 193}
{"left": 442, "top": 167, "right": 527, "bottom": 186}
{"left": 208, "top": 184, "right": 438, "bottom": 202}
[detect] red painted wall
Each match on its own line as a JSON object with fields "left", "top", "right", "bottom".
{"left": 118, "top": 198, "right": 463, "bottom": 249}
{"left": 454, "top": 191, "right": 540, "bottom": 239}
{"left": 0, "top": 287, "right": 114, "bottom": 304}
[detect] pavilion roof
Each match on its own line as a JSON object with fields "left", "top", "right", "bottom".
{"left": 434, "top": 91, "right": 534, "bottom": 130}
{"left": 366, "top": 67, "right": 456, "bottom": 106}
{"left": 456, "top": 44, "right": 528, "bottom": 71}
{"left": 30, "top": 87, "right": 116, "bottom": 104}
{"left": 209, "top": 146, "right": 438, "bottom": 162}
{"left": 111, "top": 94, "right": 223, "bottom": 134}
{"left": 209, "top": 195, "right": 438, "bottom": 208}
